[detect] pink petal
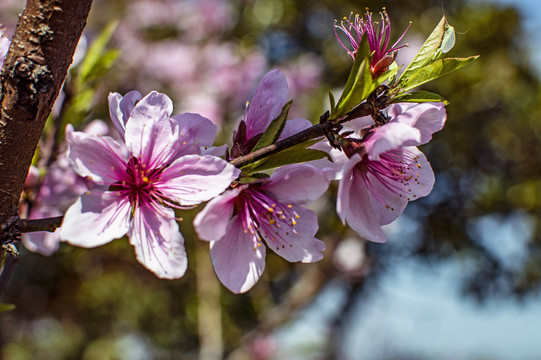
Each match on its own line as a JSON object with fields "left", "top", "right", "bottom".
{"left": 389, "top": 102, "right": 447, "bottom": 145}
{"left": 124, "top": 91, "right": 178, "bottom": 166}
{"left": 22, "top": 207, "right": 62, "bottom": 256}
{"left": 262, "top": 164, "right": 329, "bottom": 204}
{"left": 60, "top": 190, "right": 131, "bottom": 247}
{"left": 193, "top": 188, "right": 241, "bottom": 242}
{"left": 337, "top": 156, "right": 387, "bottom": 243}
{"left": 108, "top": 90, "right": 142, "bottom": 139}
{"left": 23, "top": 231, "right": 60, "bottom": 256}
{"left": 210, "top": 217, "right": 266, "bottom": 293}
{"left": 364, "top": 121, "right": 421, "bottom": 160}
{"left": 128, "top": 204, "right": 187, "bottom": 279}
{"left": 279, "top": 118, "right": 312, "bottom": 139}
{"left": 368, "top": 147, "right": 434, "bottom": 227}
{"left": 171, "top": 112, "right": 217, "bottom": 156}
{"left": 158, "top": 155, "right": 240, "bottom": 205}
{"left": 346, "top": 115, "right": 374, "bottom": 132}
{"left": 66, "top": 125, "right": 128, "bottom": 184}
{"left": 245, "top": 69, "right": 288, "bottom": 139}
{"left": 263, "top": 205, "right": 325, "bottom": 262}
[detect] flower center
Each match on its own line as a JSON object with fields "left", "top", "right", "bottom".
{"left": 236, "top": 187, "right": 300, "bottom": 251}
{"left": 118, "top": 157, "right": 164, "bottom": 207}
{"left": 357, "top": 148, "right": 422, "bottom": 210}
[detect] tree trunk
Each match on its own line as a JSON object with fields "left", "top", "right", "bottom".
{"left": 0, "top": 0, "right": 93, "bottom": 243}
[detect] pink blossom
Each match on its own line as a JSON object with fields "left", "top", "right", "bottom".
{"left": 22, "top": 121, "right": 108, "bottom": 256}
{"left": 230, "top": 69, "right": 311, "bottom": 159}
{"left": 333, "top": 102, "right": 446, "bottom": 243}
{"left": 60, "top": 91, "right": 240, "bottom": 279}
{"left": 334, "top": 9, "right": 410, "bottom": 77}
{"left": 194, "top": 164, "right": 329, "bottom": 293}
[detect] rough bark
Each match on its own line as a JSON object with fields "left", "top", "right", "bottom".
{"left": 0, "top": 0, "right": 93, "bottom": 241}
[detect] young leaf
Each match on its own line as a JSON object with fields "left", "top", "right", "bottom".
{"left": 242, "top": 148, "right": 330, "bottom": 175}
{"left": 391, "top": 90, "right": 448, "bottom": 105}
{"left": 399, "top": 56, "right": 479, "bottom": 92}
{"left": 78, "top": 21, "right": 119, "bottom": 83}
{"left": 398, "top": 16, "right": 447, "bottom": 85}
{"left": 329, "top": 90, "right": 336, "bottom": 111}
{"left": 330, "top": 56, "right": 399, "bottom": 121}
{"left": 241, "top": 138, "right": 327, "bottom": 175}
{"left": 252, "top": 100, "right": 292, "bottom": 152}
{"left": 331, "top": 55, "right": 369, "bottom": 120}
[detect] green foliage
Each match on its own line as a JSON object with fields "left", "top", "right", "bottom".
{"left": 393, "top": 16, "right": 479, "bottom": 94}
{"left": 59, "top": 21, "right": 120, "bottom": 135}
{"left": 330, "top": 55, "right": 398, "bottom": 120}
{"left": 391, "top": 90, "right": 448, "bottom": 105}
{"left": 252, "top": 100, "right": 292, "bottom": 152}
{"left": 241, "top": 139, "right": 329, "bottom": 175}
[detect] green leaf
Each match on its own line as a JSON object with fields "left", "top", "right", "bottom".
{"left": 399, "top": 56, "right": 479, "bottom": 92}
{"left": 242, "top": 148, "right": 330, "bottom": 175}
{"left": 398, "top": 16, "right": 448, "bottom": 84}
{"left": 252, "top": 100, "right": 292, "bottom": 152}
{"left": 78, "top": 21, "right": 119, "bottom": 83}
{"left": 330, "top": 56, "right": 399, "bottom": 120}
{"left": 331, "top": 55, "right": 369, "bottom": 119}
{"left": 237, "top": 173, "right": 270, "bottom": 184}
{"left": 241, "top": 138, "right": 328, "bottom": 175}
{"left": 328, "top": 90, "right": 336, "bottom": 111}
{"left": 391, "top": 90, "right": 448, "bottom": 105}
{"left": 0, "top": 303, "right": 15, "bottom": 314}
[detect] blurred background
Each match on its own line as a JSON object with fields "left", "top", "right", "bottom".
{"left": 1, "top": 0, "right": 541, "bottom": 359}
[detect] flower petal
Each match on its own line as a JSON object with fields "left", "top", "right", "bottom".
{"left": 337, "top": 156, "right": 387, "bottom": 243}
{"left": 262, "top": 164, "right": 329, "bottom": 204}
{"left": 108, "top": 90, "right": 142, "bottom": 139}
{"left": 210, "top": 217, "right": 266, "bottom": 293}
{"left": 346, "top": 115, "right": 374, "bottom": 132}
{"left": 368, "top": 147, "right": 435, "bottom": 226}
{"left": 263, "top": 205, "right": 325, "bottom": 262}
{"left": 171, "top": 112, "right": 217, "bottom": 156}
{"left": 389, "top": 102, "right": 447, "bottom": 145}
{"left": 66, "top": 125, "right": 128, "bottom": 184}
{"left": 245, "top": 69, "right": 288, "bottom": 139}
{"left": 60, "top": 190, "right": 131, "bottom": 247}
{"left": 158, "top": 155, "right": 240, "bottom": 205}
{"left": 124, "top": 91, "right": 178, "bottom": 166}
{"left": 193, "top": 188, "right": 241, "bottom": 242}
{"left": 364, "top": 121, "right": 421, "bottom": 160}
{"left": 129, "top": 204, "right": 187, "bottom": 279}
{"left": 23, "top": 207, "right": 62, "bottom": 256}
{"left": 279, "top": 118, "right": 312, "bottom": 139}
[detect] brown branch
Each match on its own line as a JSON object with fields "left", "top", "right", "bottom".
{"left": 18, "top": 215, "right": 63, "bottom": 233}
{"left": 0, "top": 0, "right": 93, "bottom": 239}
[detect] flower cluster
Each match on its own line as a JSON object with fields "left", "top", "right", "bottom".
{"left": 20, "top": 6, "right": 465, "bottom": 293}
